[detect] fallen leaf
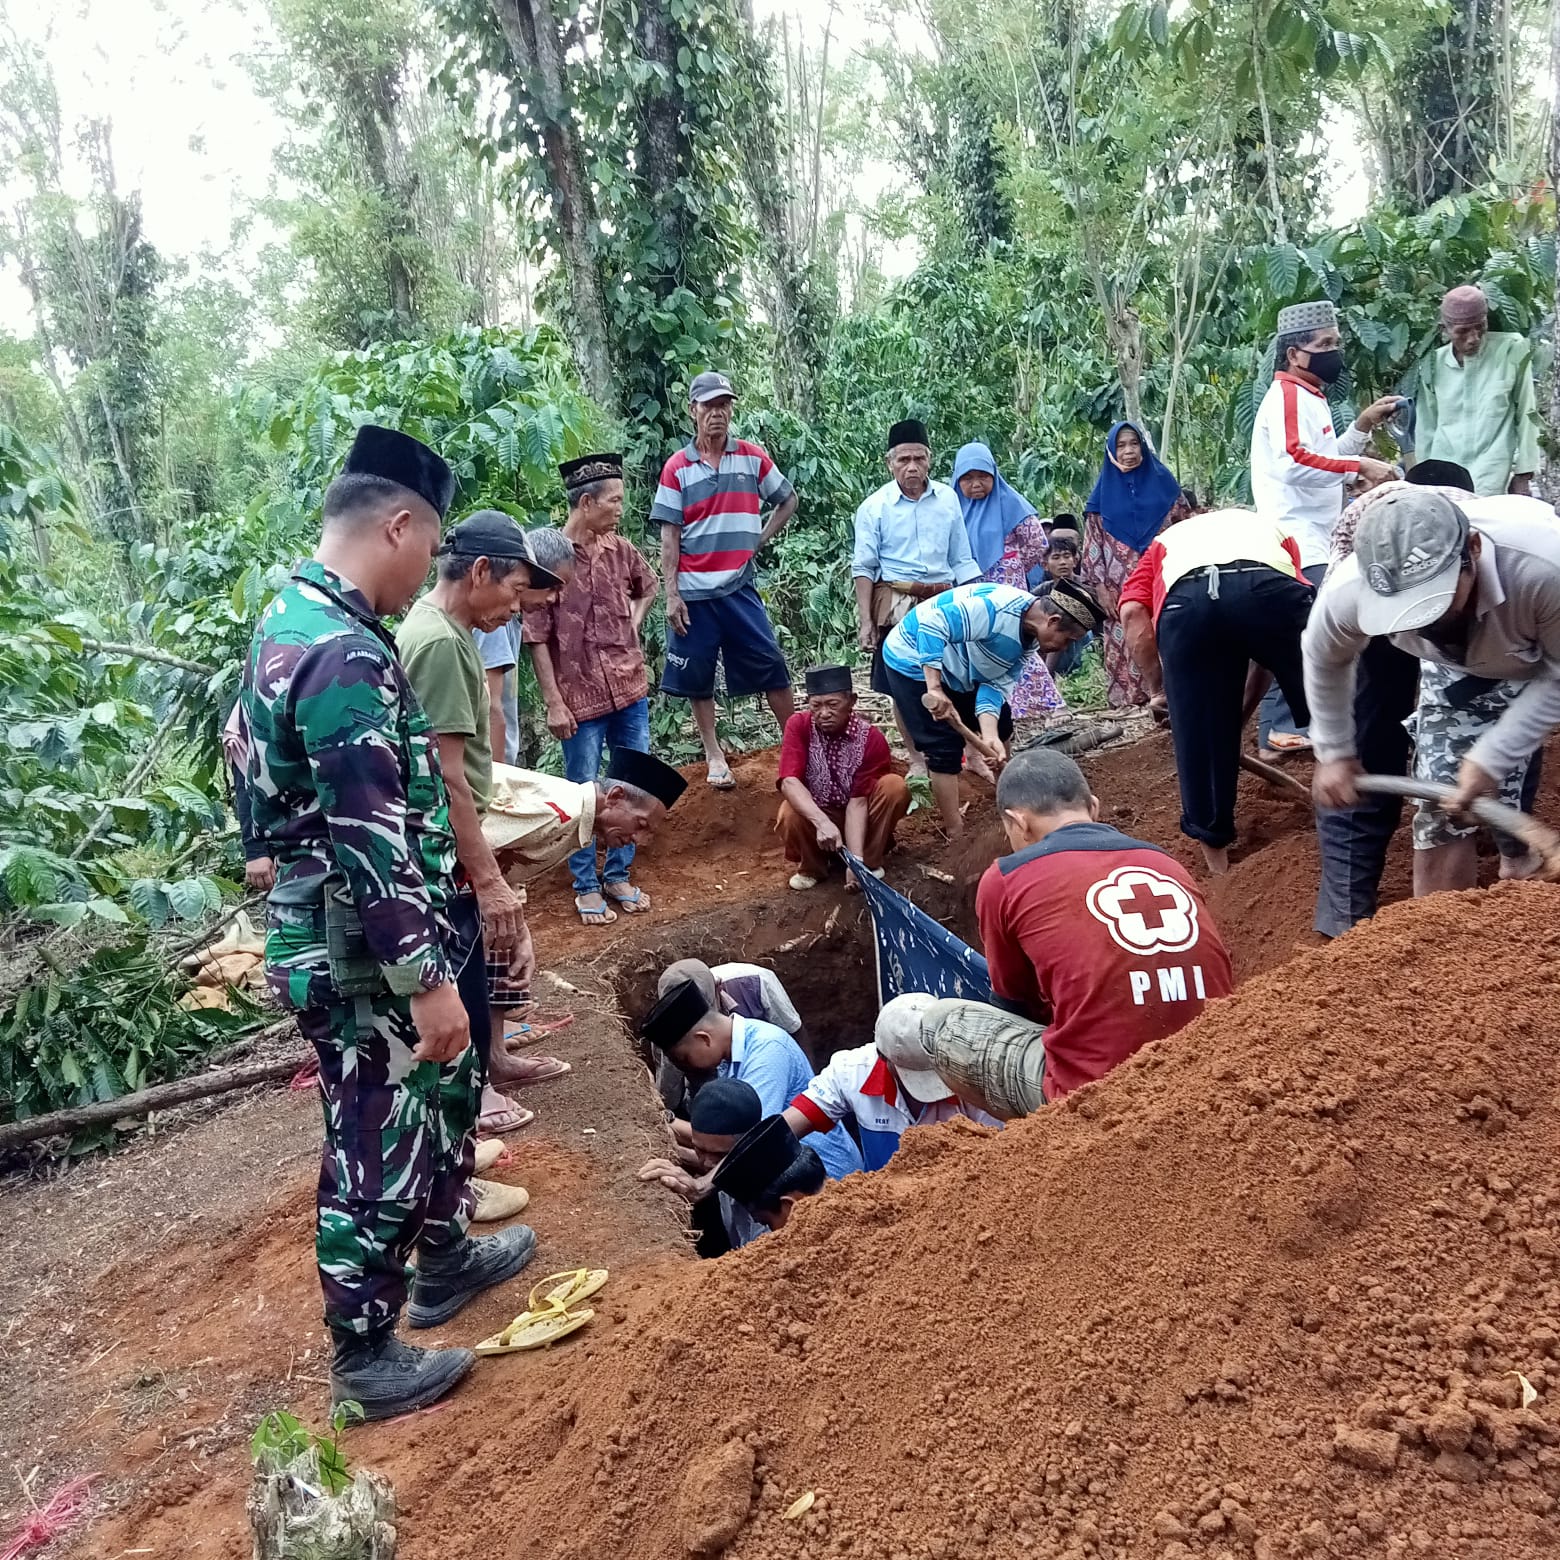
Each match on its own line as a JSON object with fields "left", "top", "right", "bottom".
{"left": 783, "top": 1492, "right": 815, "bottom": 1520}
{"left": 1513, "top": 1371, "right": 1538, "bottom": 1409}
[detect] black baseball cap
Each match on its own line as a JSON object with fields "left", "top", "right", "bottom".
{"left": 439, "top": 511, "right": 564, "bottom": 589}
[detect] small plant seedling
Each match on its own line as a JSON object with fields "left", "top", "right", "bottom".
{"left": 250, "top": 1401, "right": 365, "bottom": 1496}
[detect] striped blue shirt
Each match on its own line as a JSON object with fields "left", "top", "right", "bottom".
{"left": 882, "top": 582, "right": 1036, "bottom": 717}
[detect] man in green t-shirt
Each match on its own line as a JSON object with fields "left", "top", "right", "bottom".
{"left": 398, "top": 512, "right": 577, "bottom": 1140}
{"left": 1411, "top": 284, "right": 1540, "bottom": 497}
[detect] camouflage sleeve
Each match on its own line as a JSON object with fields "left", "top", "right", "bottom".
{"left": 291, "top": 640, "right": 452, "bottom": 994}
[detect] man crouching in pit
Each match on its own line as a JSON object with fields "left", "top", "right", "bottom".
{"left": 974, "top": 748, "right": 1234, "bottom": 1102}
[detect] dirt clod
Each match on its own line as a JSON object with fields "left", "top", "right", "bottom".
{"left": 676, "top": 1439, "right": 756, "bottom": 1556}
{"left": 1333, "top": 1426, "right": 1401, "bottom": 1473}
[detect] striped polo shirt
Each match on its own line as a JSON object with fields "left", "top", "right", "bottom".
{"left": 650, "top": 436, "right": 795, "bottom": 602}
{"left": 882, "top": 582, "right": 1036, "bottom": 717}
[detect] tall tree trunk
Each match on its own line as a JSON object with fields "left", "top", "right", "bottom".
{"left": 1251, "top": 24, "right": 1289, "bottom": 246}
{"left": 350, "top": 82, "right": 416, "bottom": 329}
{"left": 732, "top": 0, "right": 825, "bottom": 416}
{"left": 487, "top": 0, "right": 617, "bottom": 412}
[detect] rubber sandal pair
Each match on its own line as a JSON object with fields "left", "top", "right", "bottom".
{"left": 474, "top": 1268, "right": 608, "bottom": 1355}
{"left": 575, "top": 895, "right": 617, "bottom": 926}
{"left": 707, "top": 761, "right": 736, "bottom": 791}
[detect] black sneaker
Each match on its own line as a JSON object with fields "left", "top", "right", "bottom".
{"left": 407, "top": 1224, "right": 538, "bottom": 1329}
{"left": 329, "top": 1332, "right": 475, "bottom": 1422}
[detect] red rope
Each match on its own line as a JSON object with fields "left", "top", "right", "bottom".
{"left": 0, "top": 1476, "right": 97, "bottom": 1560}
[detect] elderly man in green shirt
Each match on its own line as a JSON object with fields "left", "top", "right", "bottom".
{"left": 397, "top": 513, "right": 577, "bottom": 1142}
{"left": 1412, "top": 284, "right": 1539, "bottom": 498}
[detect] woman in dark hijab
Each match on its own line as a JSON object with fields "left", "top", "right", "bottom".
{"left": 1079, "top": 421, "right": 1185, "bottom": 708}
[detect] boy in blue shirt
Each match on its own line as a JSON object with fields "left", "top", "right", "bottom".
{"left": 642, "top": 979, "right": 862, "bottom": 1181}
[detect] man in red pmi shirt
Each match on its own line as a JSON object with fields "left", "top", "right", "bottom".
{"left": 975, "top": 748, "right": 1233, "bottom": 1102}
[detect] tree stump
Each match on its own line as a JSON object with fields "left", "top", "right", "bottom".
{"left": 248, "top": 1451, "right": 398, "bottom": 1560}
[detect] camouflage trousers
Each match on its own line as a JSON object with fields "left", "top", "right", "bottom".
{"left": 1410, "top": 662, "right": 1535, "bottom": 851}
{"left": 294, "top": 990, "right": 480, "bottom": 1338}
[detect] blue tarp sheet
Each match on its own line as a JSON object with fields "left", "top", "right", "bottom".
{"left": 843, "top": 850, "right": 992, "bottom": 1007}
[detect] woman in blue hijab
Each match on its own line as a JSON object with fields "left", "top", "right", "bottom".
{"left": 1079, "top": 421, "right": 1185, "bottom": 708}
{"left": 951, "top": 442, "right": 1065, "bottom": 719}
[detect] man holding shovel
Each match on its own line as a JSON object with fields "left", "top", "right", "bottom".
{"left": 1304, "top": 485, "right": 1560, "bottom": 897}
{"left": 880, "top": 580, "right": 1103, "bottom": 837}
{"left": 1116, "top": 507, "right": 1316, "bottom": 876}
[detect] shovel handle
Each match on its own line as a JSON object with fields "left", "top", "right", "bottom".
{"left": 1354, "top": 773, "right": 1560, "bottom": 879}
{"left": 1239, "top": 751, "right": 1311, "bottom": 801}
{"left": 922, "top": 692, "right": 989, "bottom": 755}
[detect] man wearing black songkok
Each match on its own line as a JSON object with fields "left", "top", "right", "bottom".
{"left": 774, "top": 664, "right": 910, "bottom": 891}
{"left": 850, "top": 419, "right": 981, "bottom": 774}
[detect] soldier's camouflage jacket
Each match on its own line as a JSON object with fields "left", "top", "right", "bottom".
{"left": 240, "top": 560, "right": 458, "bottom": 1008}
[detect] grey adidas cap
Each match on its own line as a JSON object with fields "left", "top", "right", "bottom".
{"left": 1352, "top": 487, "right": 1470, "bottom": 636}
{"left": 689, "top": 370, "right": 737, "bottom": 404}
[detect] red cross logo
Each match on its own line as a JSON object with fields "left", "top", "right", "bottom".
{"left": 1118, "top": 879, "right": 1180, "bottom": 930}
{"left": 1086, "top": 865, "right": 1201, "bottom": 955}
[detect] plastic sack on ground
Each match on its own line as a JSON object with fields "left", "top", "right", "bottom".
{"left": 247, "top": 1440, "right": 397, "bottom": 1560}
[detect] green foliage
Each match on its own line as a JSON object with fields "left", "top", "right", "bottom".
{"left": 251, "top": 1401, "right": 365, "bottom": 1496}
{"left": 0, "top": 936, "right": 263, "bottom": 1131}
{"left": 246, "top": 325, "right": 610, "bottom": 518}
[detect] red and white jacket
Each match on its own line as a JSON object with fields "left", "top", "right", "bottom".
{"left": 1249, "top": 371, "right": 1370, "bottom": 568}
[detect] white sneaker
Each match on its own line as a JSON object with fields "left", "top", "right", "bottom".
{"left": 472, "top": 1179, "right": 531, "bottom": 1222}
{"left": 474, "top": 1139, "right": 504, "bottom": 1174}
{"left": 789, "top": 873, "right": 819, "bottom": 891}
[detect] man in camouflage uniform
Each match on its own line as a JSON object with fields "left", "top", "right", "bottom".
{"left": 242, "top": 425, "right": 536, "bottom": 1420}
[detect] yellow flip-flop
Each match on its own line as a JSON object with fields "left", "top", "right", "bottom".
{"left": 527, "top": 1268, "right": 609, "bottom": 1313}
{"left": 475, "top": 1306, "right": 595, "bottom": 1355}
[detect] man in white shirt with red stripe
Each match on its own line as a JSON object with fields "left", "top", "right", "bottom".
{"left": 1249, "top": 298, "right": 1400, "bottom": 757}
{"left": 1119, "top": 508, "right": 1316, "bottom": 875}
{"left": 785, "top": 993, "right": 1001, "bottom": 1171}
{"left": 652, "top": 371, "right": 799, "bottom": 789}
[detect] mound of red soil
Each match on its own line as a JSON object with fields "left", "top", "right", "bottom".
{"left": 455, "top": 883, "right": 1560, "bottom": 1559}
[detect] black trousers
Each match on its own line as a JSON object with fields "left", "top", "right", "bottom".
{"left": 447, "top": 890, "right": 492, "bottom": 1077}
{"left": 883, "top": 663, "right": 1013, "bottom": 776}
{"left": 1313, "top": 638, "right": 1419, "bottom": 937}
{"left": 1158, "top": 564, "right": 1314, "bottom": 848}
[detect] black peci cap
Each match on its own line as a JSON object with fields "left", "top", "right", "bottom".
{"left": 342, "top": 425, "right": 456, "bottom": 519}
{"left": 641, "top": 978, "right": 713, "bottom": 1051}
{"left": 605, "top": 747, "right": 688, "bottom": 809}
{"left": 1048, "top": 578, "right": 1106, "bottom": 634}
{"left": 804, "top": 665, "right": 854, "bottom": 697}
{"left": 1406, "top": 459, "right": 1475, "bottom": 494}
{"left": 887, "top": 419, "right": 930, "bottom": 452}
{"left": 711, "top": 1115, "right": 804, "bottom": 1206}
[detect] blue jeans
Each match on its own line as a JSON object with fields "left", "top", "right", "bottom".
{"left": 561, "top": 698, "right": 651, "bottom": 895}
{"left": 1259, "top": 562, "right": 1327, "bottom": 746}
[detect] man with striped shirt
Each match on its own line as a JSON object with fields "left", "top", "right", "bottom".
{"left": 652, "top": 371, "right": 799, "bottom": 789}
{"left": 881, "top": 580, "right": 1102, "bottom": 837}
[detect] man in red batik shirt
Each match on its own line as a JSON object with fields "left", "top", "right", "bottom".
{"left": 976, "top": 746, "right": 1233, "bottom": 1101}
{"left": 775, "top": 664, "right": 910, "bottom": 893}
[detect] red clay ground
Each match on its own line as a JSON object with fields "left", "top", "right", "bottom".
{"left": 1, "top": 724, "right": 1550, "bottom": 1557}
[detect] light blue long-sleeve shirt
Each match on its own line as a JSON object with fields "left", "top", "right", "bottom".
{"left": 719, "top": 1016, "right": 863, "bottom": 1181}
{"left": 851, "top": 478, "right": 981, "bottom": 585}
{"left": 882, "top": 582, "right": 1036, "bottom": 717}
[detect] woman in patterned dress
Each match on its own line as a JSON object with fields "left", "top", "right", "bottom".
{"left": 951, "top": 443, "right": 1066, "bottom": 728}
{"left": 1079, "top": 421, "right": 1185, "bottom": 708}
